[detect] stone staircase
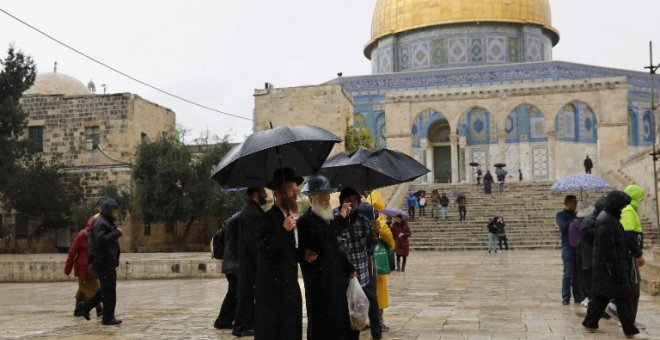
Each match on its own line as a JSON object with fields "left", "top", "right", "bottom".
{"left": 401, "top": 181, "right": 659, "bottom": 251}
{"left": 640, "top": 248, "right": 660, "bottom": 295}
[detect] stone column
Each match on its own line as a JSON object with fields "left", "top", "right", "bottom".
{"left": 421, "top": 139, "right": 433, "bottom": 183}
{"left": 450, "top": 133, "right": 459, "bottom": 183}
{"left": 547, "top": 130, "right": 556, "bottom": 180}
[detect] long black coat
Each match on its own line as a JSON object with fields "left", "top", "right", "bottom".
{"left": 254, "top": 206, "right": 302, "bottom": 340}
{"left": 297, "top": 209, "right": 355, "bottom": 340}
{"left": 483, "top": 172, "right": 493, "bottom": 194}
{"left": 591, "top": 209, "right": 637, "bottom": 298}
{"left": 238, "top": 200, "right": 265, "bottom": 279}
{"left": 221, "top": 212, "right": 241, "bottom": 274}
{"left": 88, "top": 200, "right": 121, "bottom": 269}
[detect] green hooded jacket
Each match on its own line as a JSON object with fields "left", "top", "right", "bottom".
{"left": 620, "top": 184, "right": 644, "bottom": 233}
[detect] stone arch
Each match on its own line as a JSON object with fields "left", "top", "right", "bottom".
{"left": 375, "top": 112, "right": 386, "bottom": 147}
{"left": 457, "top": 106, "right": 498, "bottom": 145}
{"left": 505, "top": 104, "right": 547, "bottom": 143}
{"left": 411, "top": 108, "right": 450, "bottom": 147}
{"left": 642, "top": 110, "right": 654, "bottom": 145}
{"left": 353, "top": 113, "right": 366, "bottom": 129}
{"left": 554, "top": 101, "right": 597, "bottom": 143}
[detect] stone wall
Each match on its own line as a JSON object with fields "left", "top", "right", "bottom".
{"left": 254, "top": 84, "right": 353, "bottom": 154}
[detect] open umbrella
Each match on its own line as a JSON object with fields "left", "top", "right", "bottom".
{"left": 211, "top": 125, "right": 341, "bottom": 189}
{"left": 380, "top": 207, "right": 409, "bottom": 220}
{"left": 494, "top": 163, "right": 506, "bottom": 168}
{"left": 318, "top": 147, "right": 430, "bottom": 192}
{"left": 551, "top": 173, "right": 614, "bottom": 200}
{"left": 469, "top": 162, "right": 479, "bottom": 167}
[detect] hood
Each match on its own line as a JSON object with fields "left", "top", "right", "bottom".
{"left": 604, "top": 190, "right": 631, "bottom": 214}
{"left": 593, "top": 196, "right": 607, "bottom": 216}
{"left": 366, "top": 190, "right": 385, "bottom": 211}
{"left": 624, "top": 184, "right": 644, "bottom": 210}
{"left": 99, "top": 199, "right": 119, "bottom": 221}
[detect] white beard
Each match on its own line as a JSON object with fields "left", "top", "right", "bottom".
{"left": 311, "top": 201, "right": 334, "bottom": 222}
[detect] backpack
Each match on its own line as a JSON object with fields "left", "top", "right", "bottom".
{"left": 568, "top": 217, "right": 584, "bottom": 248}
{"left": 210, "top": 228, "right": 225, "bottom": 260}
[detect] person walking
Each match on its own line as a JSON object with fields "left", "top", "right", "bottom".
{"left": 418, "top": 191, "right": 427, "bottom": 219}
{"left": 391, "top": 215, "right": 411, "bottom": 272}
{"left": 518, "top": 169, "right": 523, "bottom": 181}
{"left": 496, "top": 217, "right": 509, "bottom": 252}
{"left": 297, "top": 175, "right": 357, "bottom": 340}
{"left": 232, "top": 187, "right": 267, "bottom": 337}
{"left": 579, "top": 197, "right": 607, "bottom": 307}
{"left": 429, "top": 189, "right": 440, "bottom": 219}
{"left": 556, "top": 195, "right": 583, "bottom": 305}
{"left": 483, "top": 170, "right": 494, "bottom": 194}
{"left": 496, "top": 169, "right": 507, "bottom": 193}
{"left": 213, "top": 212, "right": 240, "bottom": 330}
{"left": 406, "top": 191, "right": 417, "bottom": 221}
{"left": 611, "top": 184, "right": 646, "bottom": 328}
{"left": 255, "top": 168, "right": 303, "bottom": 340}
{"left": 584, "top": 155, "right": 593, "bottom": 174}
{"left": 78, "top": 199, "right": 123, "bottom": 325}
{"left": 486, "top": 217, "right": 499, "bottom": 254}
{"left": 456, "top": 195, "right": 467, "bottom": 221}
{"left": 582, "top": 191, "right": 648, "bottom": 339}
{"left": 439, "top": 193, "right": 450, "bottom": 220}
{"left": 476, "top": 167, "right": 483, "bottom": 185}
{"left": 64, "top": 214, "right": 102, "bottom": 318}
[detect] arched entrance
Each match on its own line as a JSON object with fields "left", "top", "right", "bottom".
{"left": 428, "top": 119, "right": 452, "bottom": 183}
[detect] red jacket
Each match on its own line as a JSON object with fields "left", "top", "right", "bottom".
{"left": 64, "top": 216, "right": 98, "bottom": 279}
{"left": 391, "top": 221, "right": 412, "bottom": 256}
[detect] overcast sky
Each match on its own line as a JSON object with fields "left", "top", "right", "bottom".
{"left": 1, "top": 1, "right": 658, "bottom": 143}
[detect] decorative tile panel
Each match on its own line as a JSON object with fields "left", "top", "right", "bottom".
{"left": 487, "top": 37, "right": 506, "bottom": 63}
{"left": 448, "top": 38, "right": 467, "bottom": 64}
{"left": 412, "top": 42, "right": 430, "bottom": 69}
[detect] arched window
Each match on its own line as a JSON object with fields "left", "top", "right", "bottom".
{"left": 627, "top": 108, "right": 639, "bottom": 146}
{"left": 458, "top": 107, "right": 496, "bottom": 145}
{"left": 506, "top": 104, "right": 547, "bottom": 143}
{"left": 555, "top": 101, "right": 597, "bottom": 143}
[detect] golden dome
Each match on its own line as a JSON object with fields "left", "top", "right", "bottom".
{"left": 366, "top": 0, "right": 559, "bottom": 57}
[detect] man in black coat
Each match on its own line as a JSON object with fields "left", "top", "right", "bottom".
{"left": 298, "top": 175, "right": 357, "bottom": 340}
{"left": 584, "top": 155, "right": 593, "bottom": 174}
{"left": 582, "top": 191, "right": 647, "bottom": 339}
{"left": 232, "top": 187, "right": 268, "bottom": 337}
{"left": 254, "top": 168, "right": 303, "bottom": 340}
{"left": 214, "top": 211, "right": 241, "bottom": 330}
{"left": 79, "top": 198, "right": 123, "bottom": 325}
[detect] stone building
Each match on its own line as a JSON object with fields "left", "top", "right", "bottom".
{"left": 1, "top": 71, "right": 177, "bottom": 252}
{"left": 254, "top": 0, "right": 659, "bottom": 188}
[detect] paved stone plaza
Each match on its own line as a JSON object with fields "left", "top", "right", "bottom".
{"left": 0, "top": 250, "right": 658, "bottom": 339}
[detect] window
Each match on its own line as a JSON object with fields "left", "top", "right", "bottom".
{"left": 85, "top": 126, "right": 100, "bottom": 150}
{"left": 15, "top": 214, "right": 28, "bottom": 239}
{"left": 28, "top": 126, "right": 44, "bottom": 152}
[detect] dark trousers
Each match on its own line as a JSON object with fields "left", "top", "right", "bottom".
{"left": 396, "top": 255, "right": 407, "bottom": 272}
{"left": 407, "top": 206, "right": 415, "bottom": 220}
{"left": 498, "top": 236, "right": 509, "bottom": 250}
{"left": 233, "top": 263, "right": 256, "bottom": 333}
{"left": 458, "top": 206, "right": 466, "bottom": 221}
{"left": 84, "top": 265, "right": 117, "bottom": 321}
{"left": 561, "top": 246, "right": 583, "bottom": 301}
{"left": 364, "top": 258, "right": 381, "bottom": 339}
{"left": 419, "top": 206, "right": 425, "bottom": 217}
{"left": 216, "top": 273, "right": 238, "bottom": 327}
{"left": 585, "top": 168, "right": 592, "bottom": 174}
{"left": 583, "top": 293, "right": 639, "bottom": 336}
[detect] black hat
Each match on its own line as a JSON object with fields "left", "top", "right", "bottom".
{"left": 266, "top": 167, "right": 303, "bottom": 190}
{"left": 339, "top": 187, "right": 360, "bottom": 203}
{"left": 302, "top": 175, "right": 336, "bottom": 195}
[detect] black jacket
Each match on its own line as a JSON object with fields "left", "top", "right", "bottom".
{"left": 238, "top": 200, "right": 266, "bottom": 274}
{"left": 297, "top": 209, "right": 355, "bottom": 340}
{"left": 591, "top": 191, "right": 637, "bottom": 298}
{"left": 254, "top": 206, "right": 302, "bottom": 340}
{"left": 221, "top": 212, "right": 241, "bottom": 274}
{"left": 579, "top": 197, "right": 606, "bottom": 270}
{"left": 88, "top": 199, "right": 122, "bottom": 268}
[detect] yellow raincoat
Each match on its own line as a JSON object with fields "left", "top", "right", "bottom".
{"left": 366, "top": 190, "right": 395, "bottom": 309}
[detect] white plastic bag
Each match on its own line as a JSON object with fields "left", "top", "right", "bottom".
{"left": 346, "top": 277, "right": 370, "bottom": 330}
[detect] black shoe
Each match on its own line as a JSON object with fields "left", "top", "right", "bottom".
{"left": 95, "top": 304, "right": 104, "bottom": 317}
{"left": 232, "top": 329, "right": 255, "bottom": 337}
{"left": 562, "top": 299, "right": 570, "bottom": 305}
{"left": 101, "top": 318, "right": 122, "bottom": 325}
{"left": 213, "top": 319, "right": 233, "bottom": 329}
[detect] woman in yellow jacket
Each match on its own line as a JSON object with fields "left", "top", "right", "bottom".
{"left": 366, "top": 190, "right": 395, "bottom": 332}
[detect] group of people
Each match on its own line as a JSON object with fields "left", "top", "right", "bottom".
{"left": 556, "top": 185, "right": 648, "bottom": 339}
{"left": 408, "top": 190, "right": 467, "bottom": 221}
{"left": 213, "top": 168, "right": 412, "bottom": 339}
{"left": 478, "top": 168, "right": 511, "bottom": 194}
{"left": 486, "top": 216, "right": 509, "bottom": 253}
{"left": 64, "top": 199, "right": 124, "bottom": 326}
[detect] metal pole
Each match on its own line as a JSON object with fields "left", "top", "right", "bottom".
{"left": 646, "top": 41, "right": 660, "bottom": 242}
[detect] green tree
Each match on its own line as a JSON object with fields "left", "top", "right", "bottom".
{"left": 344, "top": 122, "right": 375, "bottom": 154}
{"left": 133, "top": 135, "right": 242, "bottom": 248}
{"left": 0, "top": 45, "right": 36, "bottom": 191}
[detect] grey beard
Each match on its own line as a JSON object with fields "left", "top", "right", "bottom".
{"left": 311, "top": 203, "right": 334, "bottom": 222}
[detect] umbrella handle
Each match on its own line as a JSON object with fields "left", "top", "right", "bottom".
{"left": 271, "top": 120, "right": 291, "bottom": 215}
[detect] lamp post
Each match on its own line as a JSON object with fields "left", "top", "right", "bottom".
{"left": 644, "top": 41, "right": 660, "bottom": 240}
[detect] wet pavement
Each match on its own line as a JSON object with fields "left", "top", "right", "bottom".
{"left": 0, "top": 250, "right": 658, "bottom": 339}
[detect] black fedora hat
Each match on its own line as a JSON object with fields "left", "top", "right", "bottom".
{"left": 301, "top": 175, "right": 336, "bottom": 195}
{"left": 266, "top": 167, "right": 304, "bottom": 190}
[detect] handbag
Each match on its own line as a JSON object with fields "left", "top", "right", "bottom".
{"left": 374, "top": 241, "right": 391, "bottom": 275}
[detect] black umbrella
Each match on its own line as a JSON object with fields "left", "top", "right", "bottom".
{"left": 211, "top": 125, "right": 341, "bottom": 189}
{"left": 469, "top": 162, "right": 479, "bottom": 167}
{"left": 318, "top": 147, "right": 430, "bottom": 192}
